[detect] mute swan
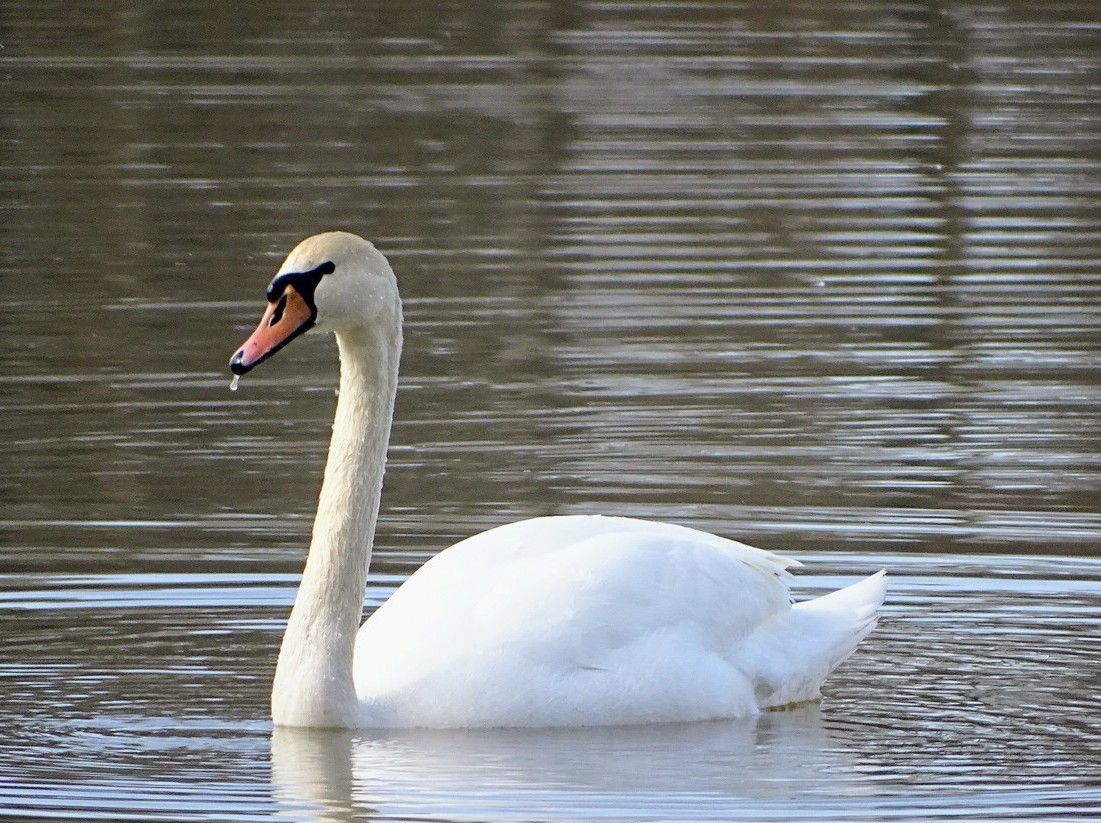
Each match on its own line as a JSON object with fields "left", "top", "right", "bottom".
{"left": 229, "top": 231, "right": 886, "bottom": 729}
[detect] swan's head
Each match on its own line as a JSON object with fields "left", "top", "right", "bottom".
{"left": 229, "top": 231, "right": 399, "bottom": 375}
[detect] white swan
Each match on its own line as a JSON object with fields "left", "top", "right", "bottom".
{"left": 229, "top": 231, "right": 886, "bottom": 729}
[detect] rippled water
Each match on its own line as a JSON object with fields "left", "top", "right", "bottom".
{"left": 3, "top": 1, "right": 1101, "bottom": 820}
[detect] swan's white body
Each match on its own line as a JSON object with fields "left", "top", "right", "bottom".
{"left": 231, "top": 232, "right": 886, "bottom": 729}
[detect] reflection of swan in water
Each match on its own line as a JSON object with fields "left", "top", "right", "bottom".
{"left": 270, "top": 708, "right": 858, "bottom": 822}
{"left": 231, "top": 232, "right": 886, "bottom": 729}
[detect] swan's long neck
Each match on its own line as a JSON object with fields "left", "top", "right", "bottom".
{"left": 271, "top": 316, "right": 401, "bottom": 727}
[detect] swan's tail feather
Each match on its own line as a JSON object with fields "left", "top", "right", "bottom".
{"left": 795, "top": 568, "right": 887, "bottom": 662}
{"left": 739, "top": 570, "right": 887, "bottom": 710}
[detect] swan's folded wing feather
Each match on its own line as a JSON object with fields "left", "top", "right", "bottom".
{"left": 353, "top": 515, "right": 794, "bottom": 726}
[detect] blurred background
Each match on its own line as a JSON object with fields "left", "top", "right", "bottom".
{"left": 3, "top": 1, "right": 1099, "bottom": 571}
{"left": 1, "top": 1, "right": 1100, "bottom": 820}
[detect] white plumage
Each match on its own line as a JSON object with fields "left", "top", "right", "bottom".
{"left": 355, "top": 515, "right": 884, "bottom": 727}
{"left": 229, "top": 232, "right": 886, "bottom": 729}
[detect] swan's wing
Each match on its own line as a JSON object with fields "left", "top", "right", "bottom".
{"left": 437, "top": 514, "right": 800, "bottom": 579}
{"left": 354, "top": 516, "right": 798, "bottom": 726}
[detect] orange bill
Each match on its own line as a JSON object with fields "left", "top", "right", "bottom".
{"left": 229, "top": 284, "right": 315, "bottom": 375}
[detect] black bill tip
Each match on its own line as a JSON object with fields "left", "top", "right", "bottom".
{"left": 229, "top": 349, "right": 253, "bottom": 376}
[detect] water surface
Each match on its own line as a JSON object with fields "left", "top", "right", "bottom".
{"left": 2, "top": 1, "right": 1100, "bottom": 820}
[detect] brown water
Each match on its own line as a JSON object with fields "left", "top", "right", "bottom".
{"left": 2, "top": 2, "right": 1101, "bottom": 820}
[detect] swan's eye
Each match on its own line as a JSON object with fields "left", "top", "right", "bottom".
{"left": 269, "top": 293, "right": 288, "bottom": 326}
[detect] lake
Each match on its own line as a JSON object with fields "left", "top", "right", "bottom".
{"left": 2, "top": 1, "right": 1101, "bottom": 820}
